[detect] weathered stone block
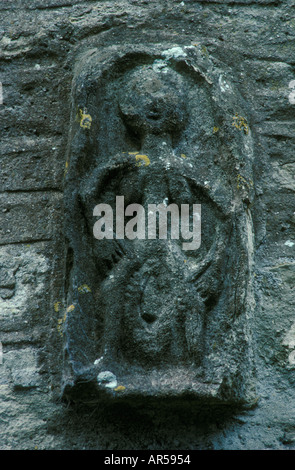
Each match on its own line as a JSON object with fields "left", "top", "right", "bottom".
{"left": 4, "top": 348, "right": 41, "bottom": 390}
{"left": 0, "top": 138, "right": 63, "bottom": 192}
{"left": 0, "top": 192, "right": 62, "bottom": 244}
{"left": 60, "top": 43, "right": 256, "bottom": 408}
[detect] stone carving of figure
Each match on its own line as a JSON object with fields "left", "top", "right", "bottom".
{"left": 61, "top": 45, "right": 256, "bottom": 406}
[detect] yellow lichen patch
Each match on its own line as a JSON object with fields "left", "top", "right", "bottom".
{"left": 201, "top": 45, "right": 209, "bottom": 57}
{"left": 128, "top": 151, "right": 140, "bottom": 155}
{"left": 135, "top": 154, "right": 150, "bottom": 167}
{"left": 57, "top": 313, "right": 67, "bottom": 337}
{"left": 180, "top": 153, "right": 187, "bottom": 159}
{"left": 232, "top": 113, "right": 249, "bottom": 135}
{"left": 78, "top": 284, "right": 91, "bottom": 294}
{"left": 54, "top": 301, "right": 61, "bottom": 313}
{"left": 213, "top": 126, "right": 219, "bottom": 134}
{"left": 64, "top": 160, "right": 69, "bottom": 177}
{"left": 114, "top": 385, "right": 126, "bottom": 392}
{"left": 57, "top": 319, "right": 63, "bottom": 336}
{"left": 237, "top": 174, "right": 254, "bottom": 190}
{"left": 66, "top": 304, "right": 75, "bottom": 313}
{"left": 78, "top": 108, "right": 92, "bottom": 129}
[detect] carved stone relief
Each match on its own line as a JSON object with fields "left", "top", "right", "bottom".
{"left": 61, "top": 45, "right": 256, "bottom": 407}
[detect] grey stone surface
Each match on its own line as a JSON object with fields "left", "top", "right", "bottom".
{"left": 0, "top": 0, "right": 294, "bottom": 451}
{"left": 61, "top": 42, "right": 256, "bottom": 409}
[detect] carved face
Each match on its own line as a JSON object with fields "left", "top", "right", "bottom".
{"left": 118, "top": 66, "right": 188, "bottom": 136}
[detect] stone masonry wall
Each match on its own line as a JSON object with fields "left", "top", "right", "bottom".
{"left": 0, "top": 0, "right": 295, "bottom": 450}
